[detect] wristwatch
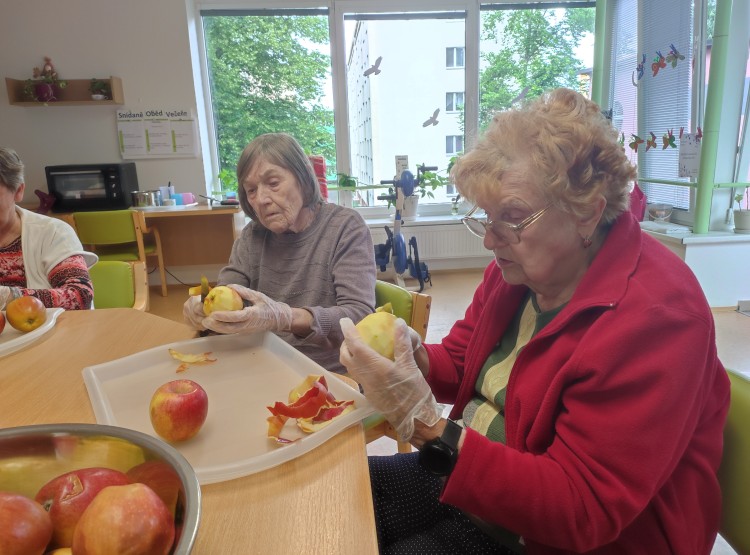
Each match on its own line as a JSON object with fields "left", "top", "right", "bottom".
{"left": 418, "top": 419, "right": 462, "bottom": 476}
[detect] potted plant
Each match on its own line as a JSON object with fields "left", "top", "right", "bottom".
{"left": 733, "top": 190, "right": 750, "bottom": 233}
{"left": 23, "top": 56, "right": 67, "bottom": 102}
{"left": 89, "top": 78, "right": 110, "bottom": 100}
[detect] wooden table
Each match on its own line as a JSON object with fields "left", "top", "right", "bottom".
{"left": 137, "top": 205, "right": 245, "bottom": 266}
{"left": 1, "top": 309, "right": 378, "bottom": 554}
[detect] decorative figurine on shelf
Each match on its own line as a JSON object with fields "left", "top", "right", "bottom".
{"left": 34, "top": 189, "right": 56, "bottom": 214}
{"left": 23, "top": 56, "right": 67, "bottom": 102}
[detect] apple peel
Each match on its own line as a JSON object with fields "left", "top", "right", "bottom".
{"left": 266, "top": 375, "right": 356, "bottom": 444}
{"left": 168, "top": 348, "right": 217, "bottom": 373}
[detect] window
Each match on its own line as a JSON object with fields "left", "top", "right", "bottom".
{"left": 197, "top": 1, "right": 596, "bottom": 217}
{"left": 446, "top": 92, "right": 464, "bottom": 112}
{"left": 446, "top": 47, "right": 465, "bottom": 68}
{"left": 446, "top": 135, "right": 463, "bottom": 155}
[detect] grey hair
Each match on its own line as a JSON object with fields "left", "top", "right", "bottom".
{"left": 236, "top": 133, "right": 322, "bottom": 222}
{"left": 0, "top": 147, "right": 25, "bottom": 193}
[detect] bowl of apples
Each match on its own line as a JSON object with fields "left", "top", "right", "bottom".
{"left": 0, "top": 423, "right": 201, "bottom": 555}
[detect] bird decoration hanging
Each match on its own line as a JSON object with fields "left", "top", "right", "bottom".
{"left": 662, "top": 129, "right": 677, "bottom": 149}
{"left": 422, "top": 108, "right": 440, "bottom": 127}
{"left": 363, "top": 56, "right": 383, "bottom": 77}
{"left": 666, "top": 44, "right": 685, "bottom": 68}
{"left": 646, "top": 132, "right": 658, "bottom": 151}
{"left": 632, "top": 53, "right": 646, "bottom": 86}
{"left": 629, "top": 134, "right": 645, "bottom": 152}
{"left": 652, "top": 51, "right": 666, "bottom": 77}
{"left": 695, "top": 127, "right": 703, "bottom": 142}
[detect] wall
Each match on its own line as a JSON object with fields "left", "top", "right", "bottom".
{"left": 0, "top": 0, "right": 205, "bottom": 206}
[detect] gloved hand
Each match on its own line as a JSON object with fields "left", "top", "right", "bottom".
{"left": 182, "top": 295, "right": 207, "bottom": 331}
{"left": 340, "top": 317, "right": 441, "bottom": 442}
{"left": 202, "top": 284, "right": 293, "bottom": 335}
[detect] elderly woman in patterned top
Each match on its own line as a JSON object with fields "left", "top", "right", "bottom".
{"left": 0, "top": 147, "right": 97, "bottom": 310}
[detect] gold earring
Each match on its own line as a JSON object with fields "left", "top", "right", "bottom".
{"left": 582, "top": 236, "right": 592, "bottom": 248}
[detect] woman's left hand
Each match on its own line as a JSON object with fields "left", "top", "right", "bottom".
{"left": 202, "top": 284, "right": 293, "bottom": 334}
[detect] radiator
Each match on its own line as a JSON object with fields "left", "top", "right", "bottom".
{"left": 368, "top": 221, "right": 492, "bottom": 271}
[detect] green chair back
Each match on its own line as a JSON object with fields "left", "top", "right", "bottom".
{"left": 375, "top": 280, "right": 413, "bottom": 322}
{"left": 89, "top": 261, "right": 136, "bottom": 308}
{"left": 73, "top": 210, "right": 152, "bottom": 261}
{"left": 718, "top": 370, "right": 750, "bottom": 554}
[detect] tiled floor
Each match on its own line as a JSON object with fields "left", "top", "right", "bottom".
{"left": 146, "top": 270, "right": 736, "bottom": 554}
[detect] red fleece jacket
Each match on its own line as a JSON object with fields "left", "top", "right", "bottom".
{"left": 425, "top": 213, "right": 730, "bottom": 554}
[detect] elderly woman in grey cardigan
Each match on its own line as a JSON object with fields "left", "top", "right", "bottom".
{"left": 183, "top": 133, "right": 375, "bottom": 373}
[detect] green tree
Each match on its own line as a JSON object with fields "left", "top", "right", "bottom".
{"left": 478, "top": 8, "right": 595, "bottom": 129}
{"left": 203, "top": 15, "right": 335, "bottom": 191}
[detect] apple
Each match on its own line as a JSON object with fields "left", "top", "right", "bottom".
{"left": 203, "top": 285, "right": 243, "bottom": 316}
{"left": 5, "top": 296, "right": 47, "bottom": 333}
{"left": 0, "top": 310, "right": 6, "bottom": 335}
{"left": 0, "top": 491, "right": 53, "bottom": 555}
{"left": 126, "top": 460, "right": 182, "bottom": 518}
{"left": 149, "top": 379, "right": 208, "bottom": 442}
{"left": 71, "top": 483, "right": 174, "bottom": 555}
{"left": 35, "top": 467, "right": 131, "bottom": 549}
{"left": 355, "top": 311, "right": 398, "bottom": 360}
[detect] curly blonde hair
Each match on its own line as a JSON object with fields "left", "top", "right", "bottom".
{"left": 452, "top": 88, "right": 636, "bottom": 225}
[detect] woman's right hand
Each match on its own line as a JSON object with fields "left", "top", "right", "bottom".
{"left": 183, "top": 295, "right": 206, "bottom": 331}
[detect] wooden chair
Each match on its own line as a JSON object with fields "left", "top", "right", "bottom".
{"left": 717, "top": 370, "right": 750, "bottom": 554}
{"left": 89, "top": 260, "right": 149, "bottom": 311}
{"left": 361, "top": 280, "right": 432, "bottom": 453}
{"left": 71, "top": 210, "right": 168, "bottom": 297}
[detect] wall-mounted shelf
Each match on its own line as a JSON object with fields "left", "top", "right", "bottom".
{"left": 5, "top": 76, "right": 124, "bottom": 106}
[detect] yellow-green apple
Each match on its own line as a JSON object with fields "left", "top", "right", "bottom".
{"left": 71, "top": 483, "right": 174, "bottom": 555}
{"left": 126, "top": 460, "right": 182, "bottom": 518}
{"left": 355, "top": 311, "right": 398, "bottom": 360}
{"left": 35, "top": 467, "right": 131, "bottom": 549}
{"left": 203, "top": 285, "right": 243, "bottom": 315}
{"left": 5, "top": 296, "right": 47, "bottom": 333}
{"left": 0, "top": 491, "right": 53, "bottom": 555}
{"left": 149, "top": 379, "right": 208, "bottom": 442}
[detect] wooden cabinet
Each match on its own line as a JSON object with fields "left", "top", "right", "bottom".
{"left": 5, "top": 76, "right": 124, "bottom": 106}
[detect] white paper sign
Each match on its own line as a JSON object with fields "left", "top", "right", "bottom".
{"left": 117, "top": 108, "right": 198, "bottom": 159}
{"left": 679, "top": 133, "right": 701, "bottom": 178}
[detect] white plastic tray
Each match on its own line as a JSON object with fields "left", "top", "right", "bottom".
{"left": 82, "top": 333, "right": 373, "bottom": 484}
{"left": 0, "top": 308, "right": 64, "bottom": 358}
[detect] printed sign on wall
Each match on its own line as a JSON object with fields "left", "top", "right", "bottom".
{"left": 117, "top": 107, "right": 198, "bottom": 159}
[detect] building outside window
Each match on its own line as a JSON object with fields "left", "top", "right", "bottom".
{"left": 446, "top": 46, "right": 465, "bottom": 69}
{"left": 446, "top": 92, "right": 465, "bottom": 112}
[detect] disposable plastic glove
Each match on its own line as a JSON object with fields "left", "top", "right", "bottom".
{"left": 0, "top": 286, "right": 13, "bottom": 310}
{"left": 202, "top": 284, "right": 293, "bottom": 335}
{"left": 340, "top": 316, "right": 441, "bottom": 442}
{"left": 182, "top": 295, "right": 207, "bottom": 331}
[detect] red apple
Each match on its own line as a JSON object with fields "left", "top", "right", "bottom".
{"left": 149, "top": 379, "right": 208, "bottom": 442}
{"left": 35, "top": 467, "right": 131, "bottom": 549}
{"left": 71, "top": 483, "right": 174, "bottom": 555}
{"left": 0, "top": 310, "right": 6, "bottom": 335}
{"left": 0, "top": 491, "right": 53, "bottom": 555}
{"left": 126, "top": 460, "right": 182, "bottom": 518}
{"left": 5, "top": 296, "right": 47, "bottom": 333}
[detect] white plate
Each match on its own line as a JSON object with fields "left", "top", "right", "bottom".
{"left": 0, "top": 308, "right": 64, "bottom": 358}
{"left": 131, "top": 203, "right": 199, "bottom": 211}
{"left": 82, "top": 333, "right": 373, "bottom": 484}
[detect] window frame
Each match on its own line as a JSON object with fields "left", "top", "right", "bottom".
{"left": 192, "top": 0, "right": 597, "bottom": 219}
{"left": 446, "top": 91, "right": 465, "bottom": 112}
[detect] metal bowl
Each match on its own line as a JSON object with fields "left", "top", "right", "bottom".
{"left": 0, "top": 423, "right": 200, "bottom": 554}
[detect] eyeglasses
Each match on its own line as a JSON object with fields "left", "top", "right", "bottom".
{"left": 462, "top": 204, "right": 550, "bottom": 244}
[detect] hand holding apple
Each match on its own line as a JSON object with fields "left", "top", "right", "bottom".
{"left": 0, "top": 491, "right": 53, "bottom": 555}
{"left": 71, "top": 483, "right": 175, "bottom": 555}
{"left": 34, "top": 467, "right": 131, "bottom": 549}
{"left": 203, "top": 285, "right": 243, "bottom": 315}
{"left": 150, "top": 379, "right": 208, "bottom": 442}
{"left": 5, "top": 296, "right": 47, "bottom": 333}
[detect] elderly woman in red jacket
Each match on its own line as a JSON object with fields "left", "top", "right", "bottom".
{"left": 340, "top": 88, "right": 729, "bottom": 554}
